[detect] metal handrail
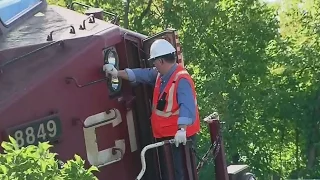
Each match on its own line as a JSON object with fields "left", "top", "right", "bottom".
{"left": 67, "top": 1, "right": 119, "bottom": 24}
{"left": 135, "top": 139, "right": 175, "bottom": 180}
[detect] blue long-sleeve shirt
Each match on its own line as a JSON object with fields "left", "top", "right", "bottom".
{"left": 124, "top": 64, "right": 196, "bottom": 125}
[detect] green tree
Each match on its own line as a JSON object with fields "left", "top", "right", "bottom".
{"left": 0, "top": 137, "right": 99, "bottom": 180}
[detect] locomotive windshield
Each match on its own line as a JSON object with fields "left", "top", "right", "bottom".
{"left": 0, "top": 0, "right": 41, "bottom": 25}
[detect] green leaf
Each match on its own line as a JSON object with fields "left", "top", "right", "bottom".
{"left": 87, "top": 166, "right": 99, "bottom": 173}
{"left": 1, "top": 142, "right": 14, "bottom": 153}
{"left": 0, "top": 165, "right": 8, "bottom": 174}
{"left": 74, "top": 154, "right": 81, "bottom": 164}
{"left": 8, "top": 136, "right": 19, "bottom": 150}
{"left": 41, "top": 162, "right": 47, "bottom": 172}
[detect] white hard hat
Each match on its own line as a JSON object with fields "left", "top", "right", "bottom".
{"left": 148, "top": 39, "right": 176, "bottom": 61}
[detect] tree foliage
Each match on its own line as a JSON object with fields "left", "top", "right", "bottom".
{"left": 0, "top": 137, "right": 98, "bottom": 180}
{"left": 47, "top": 0, "right": 320, "bottom": 179}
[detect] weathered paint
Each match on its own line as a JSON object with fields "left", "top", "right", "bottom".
{"left": 0, "top": 4, "right": 146, "bottom": 180}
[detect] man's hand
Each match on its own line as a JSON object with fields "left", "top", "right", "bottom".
{"left": 174, "top": 129, "right": 187, "bottom": 147}
{"left": 103, "top": 64, "right": 118, "bottom": 77}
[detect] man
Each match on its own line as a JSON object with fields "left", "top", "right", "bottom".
{"left": 103, "top": 39, "right": 200, "bottom": 180}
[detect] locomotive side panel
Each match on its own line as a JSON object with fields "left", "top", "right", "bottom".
{"left": 0, "top": 28, "right": 143, "bottom": 180}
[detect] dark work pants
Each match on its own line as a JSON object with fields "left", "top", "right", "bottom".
{"left": 156, "top": 135, "right": 197, "bottom": 180}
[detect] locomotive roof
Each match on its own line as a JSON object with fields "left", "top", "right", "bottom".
{"left": 0, "top": 5, "right": 119, "bottom": 51}
{"left": 0, "top": 4, "right": 147, "bottom": 112}
{"left": 0, "top": 7, "right": 66, "bottom": 51}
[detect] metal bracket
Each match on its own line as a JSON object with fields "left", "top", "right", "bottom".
{"left": 83, "top": 109, "right": 118, "bottom": 128}
{"left": 79, "top": 14, "right": 95, "bottom": 30}
{"left": 47, "top": 25, "right": 75, "bottom": 41}
{"left": 65, "top": 76, "right": 108, "bottom": 88}
{"left": 117, "top": 95, "right": 136, "bottom": 110}
{"left": 72, "top": 109, "right": 118, "bottom": 128}
{"left": 96, "top": 148, "right": 123, "bottom": 168}
{"left": 204, "top": 112, "right": 219, "bottom": 122}
{"left": 97, "top": 147, "right": 124, "bottom": 168}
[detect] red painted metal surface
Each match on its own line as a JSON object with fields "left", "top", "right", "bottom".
{"left": 0, "top": 37, "right": 140, "bottom": 180}
{"left": 206, "top": 115, "right": 230, "bottom": 180}
{"left": 0, "top": 5, "right": 147, "bottom": 180}
{"left": 184, "top": 145, "right": 199, "bottom": 180}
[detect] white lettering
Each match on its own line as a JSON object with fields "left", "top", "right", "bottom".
{"left": 25, "top": 127, "right": 35, "bottom": 144}
{"left": 47, "top": 120, "right": 57, "bottom": 138}
{"left": 37, "top": 124, "right": 46, "bottom": 140}
{"left": 83, "top": 109, "right": 125, "bottom": 167}
{"left": 83, "top": 109, "right": 138, "bottom": 167}
{"left": 14, "top": 130, "right": 24, "bottom": 147}
{"left": 126, "top": 110, "right": 137, "bottom": 152}
{"left": 12, "top": 120, "right": 57, "bottom": 147}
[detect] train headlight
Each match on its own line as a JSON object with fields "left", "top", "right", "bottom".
{"left": 107, "top": 51, "right": 117, "bottom": 67}
{"left": 103, "top": 47, "right": 121, "bottom": 93}
{"left": 104, "top": 47, "right": 119, "bottom": 68}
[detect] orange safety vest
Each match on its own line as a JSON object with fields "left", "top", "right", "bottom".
{"left": 151, "top": 64, "right": 200, "bottom": 138}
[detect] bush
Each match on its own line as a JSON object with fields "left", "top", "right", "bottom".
{"left": 0, "top": 136, "right": 99, "bottom": 180}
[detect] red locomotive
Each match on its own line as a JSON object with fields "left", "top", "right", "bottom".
{"left": 0, "top": 1, "right": 256, "bottom": 179}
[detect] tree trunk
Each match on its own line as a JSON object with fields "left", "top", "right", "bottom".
{"left": 123, "top": 0, "right": 130, "bottom": 29}
{"left": 306, "top": 144, "right": 316, "bottom": 169}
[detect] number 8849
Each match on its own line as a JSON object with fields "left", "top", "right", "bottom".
{"left": 13, "top": 120, "right": 58, "bottom": 147}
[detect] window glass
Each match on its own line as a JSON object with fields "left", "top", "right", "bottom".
{"left": 0, "top": 0, "right": 41, "bottom": 25}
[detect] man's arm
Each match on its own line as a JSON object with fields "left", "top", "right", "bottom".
{"left": 176, "top": 78, "right": 197, "bottom": 129}
{"left": 118, "top": 68, "right": 158, "bottom": 86}
{"left": 116, "top": 70, "right": 130, "bottom": 80}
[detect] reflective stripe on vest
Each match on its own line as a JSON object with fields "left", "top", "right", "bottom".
{"left": 154, "top": 96, "right": 197, "bottom": 117}
{"left": 154, "top": 70, "right": 192, "bottom": 117}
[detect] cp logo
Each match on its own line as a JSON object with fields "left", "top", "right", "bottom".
{"left": 82, "top": 109, "right": 137, "bottom": 167}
